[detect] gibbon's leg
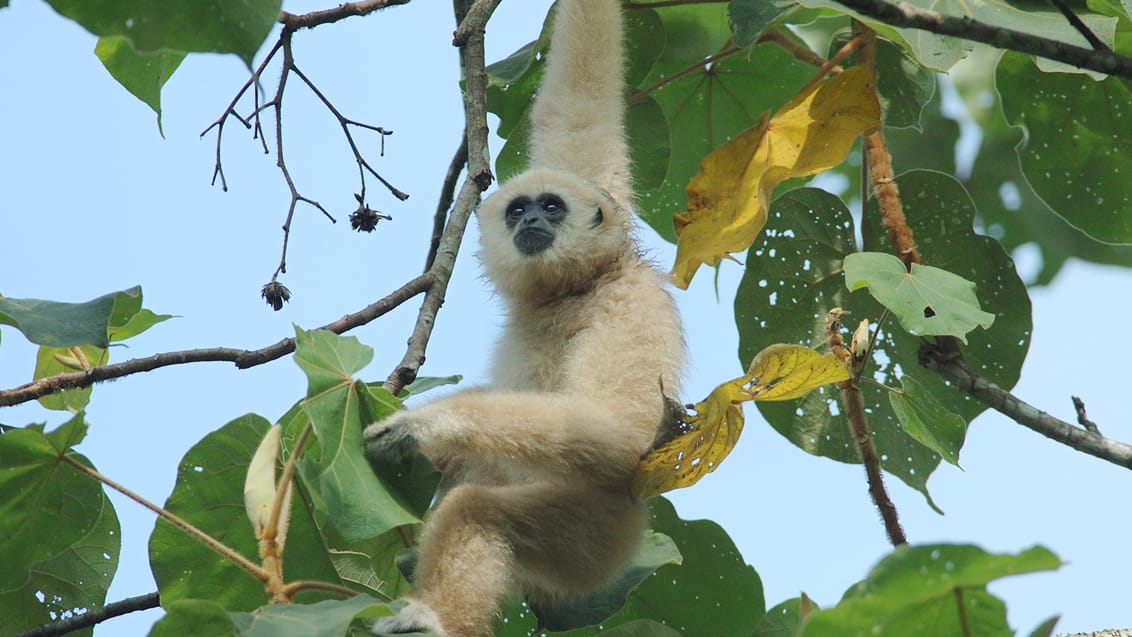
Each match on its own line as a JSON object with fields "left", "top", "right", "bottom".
{"left": 364, "top": 391, "right": 655, "bottom": 486}
{"left": 397, "top": 482, "right": 645, "bottom": 637}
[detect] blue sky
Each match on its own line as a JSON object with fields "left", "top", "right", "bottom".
{"left": 1, "top": 1, "right": 1130, "bottom": 634}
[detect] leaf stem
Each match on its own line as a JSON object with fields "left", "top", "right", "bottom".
{"left": 61, "top": 455, "right": 270, "bottom": 582}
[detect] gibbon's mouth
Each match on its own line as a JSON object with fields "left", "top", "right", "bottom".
{"left": 514, "top": 228, "right": 555, "bottom": 255}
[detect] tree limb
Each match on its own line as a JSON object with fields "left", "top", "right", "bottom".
{"left": 920, "top": 342, "right": 1132, "bottom": 470}
{"left": 14, "top": 592, "right": 160, "bottom": 637}
{"left": 833, "top": 0, "right": 1132, "bottom": 79}
{"left": 383, "top": 0, "right": 498, "bottom": 394}
{"left": 279, "top": 0, "right": 412, "bottom": 31}
{"left": 0, "top": 275, "right": 431, "bottom": 407}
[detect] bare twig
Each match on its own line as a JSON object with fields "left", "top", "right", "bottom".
{"left": 920, "top": 343, "right": 1132, "bottom": 469}
{"left": 14, "top": 592, "right": 160, "bottom": 637}
{"left": 1071, "top": 396, "right": 1101, "bottom": 435}
{"left": 62, "top": 456, "right": 269, "bottom": 581}
{"left": 279, "top": 0, "right": 412, "bottom": 31}
{"left": 1048, "top": 0, "right": 1111, "bottom": 52}
{"left": 426, "top": 134, "right": 469, "bottom": 272}
{"left": 833, "top": 0, "right": 1132, "bottom": 79}
{"left": 383, "top": 0, "right": 498, "bottom": 395}
{"left": 0, "top": 275, "right": 431, "bottom": 407}
{"left": 759, "top": 30, "right": 845, "bottom": 72}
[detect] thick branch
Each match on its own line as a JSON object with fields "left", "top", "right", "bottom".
{"left": 0, "top": 276, "right": 431, "bottom": 407}
{"left": 920, "top": 343, "right": 1132, "bottom": 469}
{"left": 383, "top": 0, "right": 497, "bottom": 394}
{"left": 834, "top": 0, "right": 1132, "bottom": 79}
{"left": 15, "top": 592, "right": 160, "bottom": 637}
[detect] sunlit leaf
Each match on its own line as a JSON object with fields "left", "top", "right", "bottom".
{"left": 671, "top": 67, "right": 880, "bottom": 288}
{"left": 746, "top": 343, "right": 849, "bottom": 401}
{"left": 633, "top": 344, "right": 846, "bottom": 499}
{"left": 293, "top": 329, "right": 420, "bottom": 542}
{"left": 800, "top": 544, "right": 1060, "bottom": 637}
{"left": 843, "top": 252, "right": 995, "bottom": 344}
{"left": 0, "top": 286, "right": 155, "bottom": 348}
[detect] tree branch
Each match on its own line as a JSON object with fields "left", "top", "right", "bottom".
{"left": 920, "top": 342, "right": 1132, "bottom": 470}
{"left": 0, "top": 275, "right": 431, "bottom": 407}
{"left": 833, "top": 0, "right": 1132, "bottom": 79}
{"left": 279, "top": 0, "right": 412, "bottom": 31}
{"left": 382, "top": 0, "right": 498, "bottom": 395}
{"left": 14, "top": 592, "right": 160, "bottom": 637}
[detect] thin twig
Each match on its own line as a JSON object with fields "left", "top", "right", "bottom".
{"left": 0, "top": 275, "right": 432, "bottom": 407}
{"left": 759, "top": 30, "right": 845, "bottom": 72}
{"left": 1071, "top": 396, "right": 1101, "bottom": 435}
{"left": 833, "top": 0, "right": 1132, "bottom": 79}
{"left": 426, "top": 134, "right": 469, "bottom": 272}
{"left": 279, "top": 579, "right": 367, "bottom": 600}
{"left": 383, "top": 0, "right": 498, "bottom": 394}
{"left": 920, "top": 342, "right": 1132, "bottom": 469}
{"left": 62, "top": 456, "right": 269, "bottom": 581}
{"left": 1048, "top": 0, "right": 1111, "bottom": 52}
{"left": 279, "top": 0, "right": 412, "bottom": 31}
{"left": 14, "top": 592, "right": 160, "bottom": 637}
{"left": 795, "top": 34, "right": 866, "bottom": 96}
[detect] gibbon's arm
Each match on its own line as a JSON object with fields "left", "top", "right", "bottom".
{"left": 365, "top": 390, "right": 649, "bottom": 487}
{"left": 529, "top": 0, "right": 632, "bottom": 211}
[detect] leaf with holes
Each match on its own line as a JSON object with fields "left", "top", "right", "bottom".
{"left": 671, "top": 67, "right": 880, "bottom": 288}
{"left": 843, "top": 252, "right": 995, "bottom": 344}
{"left": 800, "top": 544, "right": 1060, "bottom": 637}
{"left": 735, "top": 177, "right": 1030, "bottom": 510}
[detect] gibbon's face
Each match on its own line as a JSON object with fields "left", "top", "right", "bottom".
{"left": 478, "top": 168, "right": 630, "bottom": 298}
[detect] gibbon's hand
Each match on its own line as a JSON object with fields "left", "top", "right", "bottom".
{"left": 363, "top": 410, "right": 422, "bottom": 463}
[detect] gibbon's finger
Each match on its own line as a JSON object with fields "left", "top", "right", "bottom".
{"left": 363, "top": 419, "right": 419, "bottom": 463}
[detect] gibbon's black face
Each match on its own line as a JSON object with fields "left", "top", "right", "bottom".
{"left": 505, "top": 193, "right": 568, "bottom": 255}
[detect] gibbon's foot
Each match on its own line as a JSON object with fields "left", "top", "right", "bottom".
{"left": 371, "top": 598, "right": 446, "bottom": 636}
{"left": 363, "top": 411, "right": 421, "bottom": 462}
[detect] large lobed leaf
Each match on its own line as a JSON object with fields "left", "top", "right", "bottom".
{"left": 800, "top": 544, "right": 1060, "bottom": 637}
{"left": 0, "top": 415, "right": 120, "bottom": 637}
{"left": 997, "top": 51, "right": 1132, "bottom": 244}
{"left": 735, "top": 174, "right": 1030, "bottom": 508}
{"left": 151, "top": 594, "right": 389, "bottom": 637}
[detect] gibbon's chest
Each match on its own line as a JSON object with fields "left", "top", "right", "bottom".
{"left": 490, "top": 296, "right": 598, "bottom": 391}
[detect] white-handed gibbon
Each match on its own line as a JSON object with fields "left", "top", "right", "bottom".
{"left": 364, "top": 0, "right": 684, "bottom": 635}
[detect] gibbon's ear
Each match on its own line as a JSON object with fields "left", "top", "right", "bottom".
{"left": 477, "top": 168, "right": 631, "bottom": 297}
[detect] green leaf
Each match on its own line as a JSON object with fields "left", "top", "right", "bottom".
{"left": 843, "top": 252, "right": 995, "bottom": 344}
{"left": 34, "top": 345, "right": 104, "bottom": 412}
{"left": 889, "top": 375, "right": 967, "bottom": 466}
{"left": 872, "top": 37, "right": 936, "bottom": 129}
{"left": 399, "top": 375, "right": 462, "bottom": 398}
{"left": 44, "top": 0, "right": 281, "bottom": 63}
{"left": 754, "top": 596, "right": 818, "bottom": 637}
{"left": 0, "top": 286, "right": 129, "bottom": 348}
{"left": 150, "top": 599, "right": 238, "bottom": 637}
{"left": 997, "top": 51, "right": 1132, "bottom": 244}
{"left": 150, "top": 414, "right": 341, "bottom": 611}
{"left": 529, "top": 530, "right": 682, "bottom": 631}
{"left": 0, "top": 487, "right": 120, "bottom": 637}
{"left": 536, "top": 497, "right": 764, "bottom": 637}
{"left": 597, "top": 620, "right": 683, "bottom": 636}
{"left": 729, "top": 0, "right": 795, "bottom": 47}
{"left": 736, "top": 176, "right": 1031, "bottom": 510}
{"left": 0, "top": 416, "right": 120, "bottom": 636}
{"left": 294, "top": 329, "right": 420, "bottom": 542}
{"left": 231, "top": 594, "right": 387, "bottom": 637}
{"left": 94, "top": 36, "right": 185, "bottom": 131}
{"left": 1028, "top": 615, "right": 1060, "bottom": 637}
{"left": 799, "top": 544, "right": 1060, "bottom": 637}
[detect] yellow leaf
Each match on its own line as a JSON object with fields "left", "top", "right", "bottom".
{"left": 671, "top": 67, "right": 880, "bottom": 289}
{"left": 631, "top": 380, "right": 748, "bottom": 501}
{"left": 631, "top": 344, "right": 849, "bottom": 499}
{"left": 745, "top": 343, "right": 850, "bottom": 401}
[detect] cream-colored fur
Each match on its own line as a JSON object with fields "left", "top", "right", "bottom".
{"left": 366, "top": 1, "right": 684, "bottom": 635}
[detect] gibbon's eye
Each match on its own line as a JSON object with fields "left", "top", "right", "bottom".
{"left": 537, "top": 194, "right": 568, "bottom": 224}
{"left": 590, "top": 208, "right": 604, "bottom": 229}
{"left": 505, "top": 197, "right": 532, "bottom": 226}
